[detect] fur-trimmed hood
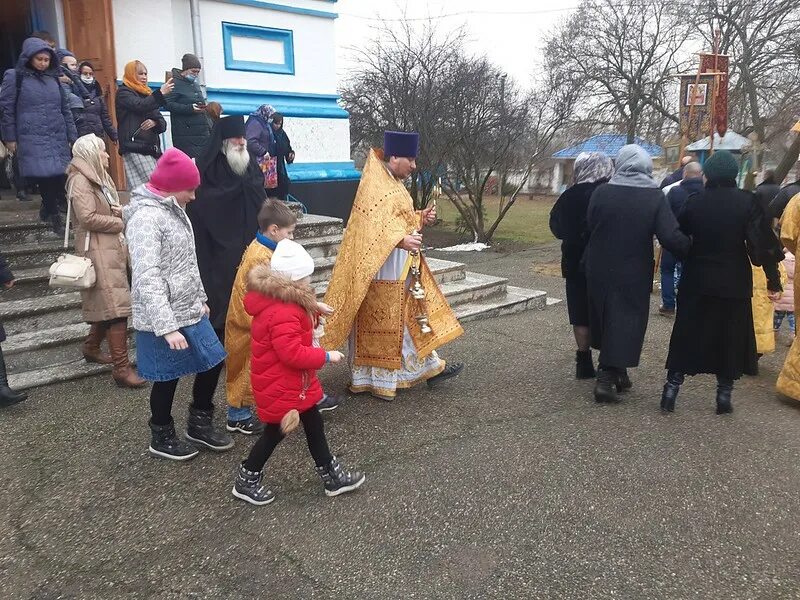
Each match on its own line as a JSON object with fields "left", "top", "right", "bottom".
{"left": 244, "top": 263, "right": 318, "bottom": 317}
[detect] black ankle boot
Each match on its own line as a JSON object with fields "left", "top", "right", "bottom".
{"left": 315, "top": 456, "right": 366, "bottom": 497}
{"left": 715, "top": 380, "right": 733, "bottom": 415}
{"left": 660, "top": 371, "right": 684, "bottom": 413}
{"left": 149, "top": 418, "right": 199, "bottom": 461}
{"left": 231, "top": 462, "right": 275, "bottom": 506}
{"left": 0, "top": 347, "right": 27, "bottom": 407}
{"left": 615, "top": 368, "right": 632, "bottom": 392}
{"left": 575, "top": 350, "right": 596, "bottom": 379}
{"left": 186, "top": 407, "right": 235, "bottom": 451}
{"left": 594, "top": 368, "right": 620, "bottom": 403}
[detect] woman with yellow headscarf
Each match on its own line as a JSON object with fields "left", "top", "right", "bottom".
{"left": 115, "top": 60, "right": 174, "bottom": 190}
{"left": 67, "top": 134, "right": 145, "bottom": 388}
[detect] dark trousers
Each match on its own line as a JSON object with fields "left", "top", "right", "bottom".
{"left": 149, "top": 362, "right": 224, "bottom": 426}
{"left": 30, "top": 175, "right": 66, "bottom": 219}
{"left": 244, "top": 406, "right": 332, "bottom": 472}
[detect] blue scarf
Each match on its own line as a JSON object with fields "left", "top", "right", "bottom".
{"left": 256, "top": 231, "right": 277, "bottom": 250}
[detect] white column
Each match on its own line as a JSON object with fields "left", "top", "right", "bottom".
{"left": 552, "top": 161, "right": 563, "bottom": 195}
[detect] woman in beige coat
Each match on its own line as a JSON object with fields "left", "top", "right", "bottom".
{"left": 66, "top": 134, "right": 145, "bottom": 388}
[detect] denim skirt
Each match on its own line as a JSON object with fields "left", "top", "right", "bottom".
{"left": 136, "top": 316, "right": 226, "bottom": 382}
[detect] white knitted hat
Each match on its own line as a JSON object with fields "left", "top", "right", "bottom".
{"left": 271, "top": 239, "right": 315, "bottom": 281}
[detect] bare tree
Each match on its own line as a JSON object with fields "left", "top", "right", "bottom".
{"left": 545, "top": 0, "right": 692, "bottom": 142}
{"left": 434, "top": 56, "right": 534, "bottom": 243}
{"left": 340, "top": 19, "right": 466, "bottom": 208}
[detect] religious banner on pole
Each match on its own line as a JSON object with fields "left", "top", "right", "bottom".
{"left": 699, "top": 53, "right": 729, "bottom": 138}
{"left": 679, "top": 74, "right": 715, "bottom": 145}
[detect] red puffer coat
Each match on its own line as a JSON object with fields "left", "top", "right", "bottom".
{"left": 244, "top": 264, "right": 326, "bottom": 424}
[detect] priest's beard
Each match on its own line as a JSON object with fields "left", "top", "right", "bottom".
{"left": 223, "top": 140, "right": 250, "bottom": 176}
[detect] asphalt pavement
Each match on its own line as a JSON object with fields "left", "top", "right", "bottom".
{"left": 1, "top": 242, "right": 799, "bottom": 599}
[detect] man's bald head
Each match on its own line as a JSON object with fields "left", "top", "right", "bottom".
{"left": 680, "top": 155, "right": 696, "bottom": 167}
{"left": 683, "top": 161, "right": 702, "bottom": 178}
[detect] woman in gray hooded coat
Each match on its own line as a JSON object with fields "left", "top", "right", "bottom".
{"left": 585, "top": 145, "right": 691, "bottom": 403}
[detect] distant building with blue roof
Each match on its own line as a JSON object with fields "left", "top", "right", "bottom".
{"left": 550, "top": 134, "right": 664, "bottom": 193}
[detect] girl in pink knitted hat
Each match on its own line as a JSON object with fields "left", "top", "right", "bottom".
{"left": 124, "top": 148, "right": 234, "bottom": 462}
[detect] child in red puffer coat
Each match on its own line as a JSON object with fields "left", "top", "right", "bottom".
{"left": 231, "top": 239, "right": 365, "bottom": 506}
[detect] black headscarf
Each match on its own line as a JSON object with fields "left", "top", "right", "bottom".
{"left": 188, "top": 115, "right": 266, "bottom": 329}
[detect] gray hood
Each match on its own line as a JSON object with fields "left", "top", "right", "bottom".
{"left": 609, "top": 144, "right": 658, "bottom": 189}
{"left": 123, "top": 184, "right": 184, "bottom": 224}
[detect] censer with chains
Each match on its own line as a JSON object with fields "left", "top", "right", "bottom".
{"left": 408, "top": 230, "right": 432, "bottom": 334}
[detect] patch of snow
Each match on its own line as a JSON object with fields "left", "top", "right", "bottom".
{"left": 434, "top": 242, "right": 491, "bottom": 252}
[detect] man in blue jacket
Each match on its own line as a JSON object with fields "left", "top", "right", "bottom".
{"left": 660, "top": 161, "right": 703, "bottom": 316}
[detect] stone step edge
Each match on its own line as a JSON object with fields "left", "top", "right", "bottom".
{"left": 455, "top": 286, "right": 548, "bottom": 322}
{"left": 4, "top": 240, "right": 71, "bottom": 256}
{"left": 10, "top": 287, "right": 551, "bottom": 391}
{"left": 7, "top": 268, "right": 495, "bottom": 355}
{"left": 0, "top": 258, "right": 472, "bottom": 322}
{"left": 8, "top": 352, "right": 136, "bottom": 391}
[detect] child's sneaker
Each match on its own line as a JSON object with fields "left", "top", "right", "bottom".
{"left": 227, "top": 413, "right": 265, "bottom": 435}
{"left": 315, "top": 456, "right": 366, "bottom": 497}
{"left": 232, "top": 462, "right": 275, "bottom": 506}
{"left": 317, "top": 393, "right": 341, "bottom": 412}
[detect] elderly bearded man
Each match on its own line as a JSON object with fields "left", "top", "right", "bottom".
{"left": 322, "top": 131, "right": 464, "bottom": 401}
{"left": 187, "top": 115, "right": 266, "bottom": 432}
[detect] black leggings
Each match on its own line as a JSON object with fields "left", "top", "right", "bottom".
{"left": 149, "top": 362, "right": 225, "bottom": 426}
{"left": 244, "top": 406, "right": 332, "bottom": 472}
{"left": 30, "top": 175, "right": 66, "bottom": 218}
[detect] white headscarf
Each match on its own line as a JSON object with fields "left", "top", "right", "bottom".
{"left": 70, "top": 134, "right": 120, "bottom": 206}
{"left": 573, "top": 152, "right": 614, "bottom": 185}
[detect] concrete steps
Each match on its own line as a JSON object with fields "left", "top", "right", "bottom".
{"left": 0, "top": 206, "right": 549, "bottom": 390}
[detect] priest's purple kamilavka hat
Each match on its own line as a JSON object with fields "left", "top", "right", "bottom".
{"left": 384, "top": 131, "right": 419, "bottom": 158}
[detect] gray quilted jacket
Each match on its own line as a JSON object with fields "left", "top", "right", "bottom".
{"left": 123, "top": 185, "right": 208, "bottom": 336}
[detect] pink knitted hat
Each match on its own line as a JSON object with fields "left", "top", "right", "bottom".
{"left": 148, "top": 148, "right": 200, "bottom": 193}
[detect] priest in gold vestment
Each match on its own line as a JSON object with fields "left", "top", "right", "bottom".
{"left": 322, "top": 131, "right": 464, "bottom": 400}
{"left": 777, "top": 191, "right": 800, "bottom": 402}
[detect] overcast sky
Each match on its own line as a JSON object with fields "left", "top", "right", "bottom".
{"left": 334, "top": 0, "right": 582, "bottom": 88}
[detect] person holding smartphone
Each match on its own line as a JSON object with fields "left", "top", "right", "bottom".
{"left": 165, "top": 53, "right": 212, "bottom": 159}
{"left": 116, "top": 60, "right": 173, "bottom": 190}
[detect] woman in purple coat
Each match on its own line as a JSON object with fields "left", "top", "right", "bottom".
{"left": 245, "top": 104, "right": 277, "bottom": 193}
{"left": 0, "top": 37, "right": 77, "bottom": 234}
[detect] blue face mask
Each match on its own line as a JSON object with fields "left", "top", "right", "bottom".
{"left": 185, "top": 74, "right": 197, "bottom": 82}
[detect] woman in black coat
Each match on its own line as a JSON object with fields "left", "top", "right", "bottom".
{"left": 661, "top": 151, "right": 783, "bottom": 415}
{"left": 76, "top": 61, "right": 118, "bottom": 142}
{"left": 165, "top": 54, "right": 212, "bottom": 159}
{"left": 115, "top": 60, "right": 173, "bottom": 190}
{"left": 585, "top": 145, "right": 691, "bottom": 404}
{"left": 270, "top": 113, "right": 294, "bottom": 200}
{"left": 0, "top": 251, "right": 27, "bottom": 406}
{"left": 549, "top": 151, "right": 614, "bottom": 379}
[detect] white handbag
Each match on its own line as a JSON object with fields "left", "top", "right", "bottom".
{"left": 48, "top": 197, "right": 96, "bottom": 289}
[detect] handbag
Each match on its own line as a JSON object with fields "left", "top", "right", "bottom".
{"left": 258, "top": 153, "right": 278, "bottom": 189}
{"left": 48, "top": 195, "right": 96, "bottom": 289}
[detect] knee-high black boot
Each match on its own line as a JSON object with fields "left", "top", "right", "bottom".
{"left": 715, "top": 377, "right": 733, "bottom": 415}
{"left": 660, "top": 371, "right": 684, "bottom": 412}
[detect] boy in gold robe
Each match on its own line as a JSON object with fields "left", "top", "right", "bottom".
{"left": 322, "top": 131, "right": 464, "bottom": 400}
{"left": 224, "top": 200, "right": 342, "bottom": 433}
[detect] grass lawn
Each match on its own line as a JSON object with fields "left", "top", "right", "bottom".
{"left": 433, "top": 194, "right": 557, "bottom": 246}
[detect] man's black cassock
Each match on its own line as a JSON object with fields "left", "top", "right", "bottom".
{"left": 188, "top": 115, "right": 266, "bottom": 332}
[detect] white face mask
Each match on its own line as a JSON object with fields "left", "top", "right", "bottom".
{"left": 81, "top": 75, "right": 94, "bottom": 85}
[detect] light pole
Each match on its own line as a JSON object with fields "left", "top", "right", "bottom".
{"left": 498, "top": 73, "right": 507, "bottom": 198}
